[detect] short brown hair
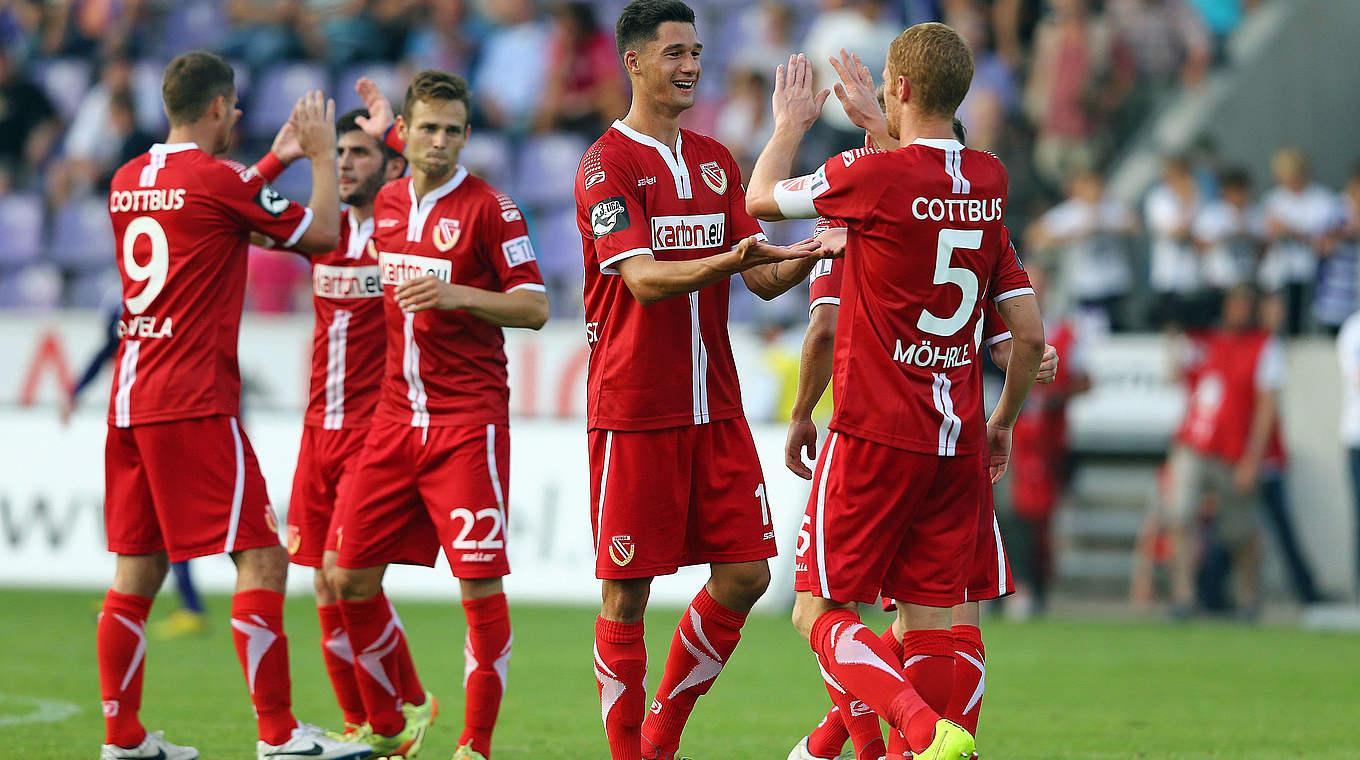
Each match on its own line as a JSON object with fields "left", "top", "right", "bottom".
{"left": 162, "top": 51, "right": 235, "bottom": 125}
{"left": 886, "top": 22, "right": 973, "bottom": 118}
{"left": 401, "top": 70, "right": 472, "bottom": 122}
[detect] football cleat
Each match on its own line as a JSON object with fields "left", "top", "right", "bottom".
{"left": 785, "top": 735, "right": 853, "bottom": 760}
{"left": 914, "top": 719, "right": 974, "bottom": 760}
{"left": 451, "top": 743, "right": 488, "bottom": 760}
{"left": 149, "top": 609, "right": 209, "bottom": 640}
{"left": 100, "top": 730, "right": 198, "bottom": 760}
{"left": 323, "top": 722, "right": 370, "bottom": 742}
{"left": 362, "top": 691, "right": 438, "bottom": 759}
{"left": 256, "top": 723, "right": 370, "bottom": 760}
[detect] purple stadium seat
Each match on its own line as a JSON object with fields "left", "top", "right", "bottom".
{"left": 245, "top": 62, "right": 327, "bottom": 138}
{"left": 335, "top": 63, "right": 402, "bottom": 116}
{"left": 130, "top": 60, "right": 169, "bottom": 133}
{"left": 66, "top": 266, "right": 121, "bottom": 309}
{"left": 151, "top": 0, "right": 228, "bottom": 60}
{"left": 0, "top": 263, "right": 62, "bottom": 309}
{"left": 0, "top": 193, "right": 44, "bottom": 268}
{"left": 33, "top": 58, "right": 92, "bottom": 120}
{"left": 531, "top": 206, "right": 583, "bottom": 280}
{"left": 49, "top": 195, "right": 116, "bottom": 270}
{"left": 513, "top": 133, "right": 588, "bottom": 207}
{"left": 459, "top": 132, "right": 513, "bottom": 189}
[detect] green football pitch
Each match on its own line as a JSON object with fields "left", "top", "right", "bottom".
{"left": 3, "top": 588, "right": 1358, "bottom": 759}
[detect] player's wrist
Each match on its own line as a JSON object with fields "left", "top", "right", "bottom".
{"left": 254, "top": 151, "right": 287, "bottom": 183}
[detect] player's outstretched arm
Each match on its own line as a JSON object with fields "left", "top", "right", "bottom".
{"left": 748, "top": 54, "right": 829, "bottom": 221}
{"left": 290, "top": 90, "right": 341, "bottom": 254}
{"left": 393, "top": 277, "right": 549, "bottom": 329}
{"left": 614, "top": 236, "right": 821, "bottom": 306}
{"left": 786, "top": 302, "right": 838, "bottom": 479}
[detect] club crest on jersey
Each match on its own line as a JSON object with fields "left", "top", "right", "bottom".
{"left": 608, "top": 535, "right": 635, "bottom": 566}
{"left": 699, "top": 161, "right": 727, "bottom": 195}
{"left": 264, "top": 506, "right": 279, "bottom": 534}
{"left": 286, "top": 524, "right": 301, "bottom": 555}
{"left": 591, "top": 197, "right": 630, "bottom": 238}
{"left": 432, "top": 218, "right": 461, "bottom": 252}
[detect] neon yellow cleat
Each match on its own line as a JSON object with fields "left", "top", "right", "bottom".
{"left": 451, "top": 743, "right": 488, "bottom": 760}
{"left": 365, "top": 692, "right": 437, "bottom": 759}
{"left": 914, "top": 719, "right": 974, "bottom": 760}
{"left": 149, "top": 609, "right": 209, "bottom": 641}
{"left": 323, "top": 723, "right": 369, "bottom": 743}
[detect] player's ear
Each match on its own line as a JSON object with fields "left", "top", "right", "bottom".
{"left": 896, "top": 75, "right": 910, "bottom": 106}
{"left": 396, "top": 113, "right": 408, "bottom": 142}
{"left": 623, "top": 49, "right": 641, "bottom": 77}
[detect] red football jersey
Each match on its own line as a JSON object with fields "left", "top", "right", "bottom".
{"left": 106, "top": 142, "right": 313, "bottom": 427}
{"left": 369, "top": 168, "right": 545, "bottom": 428}
{"left": 575, "top": 121, "right": 766, "bottom": 431}
{"left": 780, "top": 139, "right": 1032, "bottom": 455}
{"left": 301, "top": 209, "right": 386, "bottom": 429}
{"left": 1179, "top": 329, "right": 1282, "bottom": 463}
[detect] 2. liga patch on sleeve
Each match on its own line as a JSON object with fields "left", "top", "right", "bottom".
{"left": 590, "top": 197, "right": 630, "bottom": 238}
{"left": 256, "top": 185, "right": 289, "bottom": 217}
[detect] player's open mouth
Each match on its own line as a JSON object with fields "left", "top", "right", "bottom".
{"left": 673, "top": 80, "right": 695, "bottom": 92}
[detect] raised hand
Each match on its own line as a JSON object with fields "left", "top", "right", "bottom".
{"left": 829, "top": 49, "right": 891, "bottom": 148}
{"left": 354, "top": 77, "right": 396, "bottom": 141}
{"left": 772, "top": 53, "right": 830, "bottom": 134}
{"left": 269, "top": 119, "right": 303, "bottom": 165}
{"left": 291, "top": 89, "right": 336, "bottom": 161}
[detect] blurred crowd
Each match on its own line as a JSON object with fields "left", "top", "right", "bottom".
{"left": 0, "top": 0, "right": 1288, "bottom": 323}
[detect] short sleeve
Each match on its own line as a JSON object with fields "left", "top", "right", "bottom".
{"left": 579, "top": 150, "right": 653, "bottom": 273}
{"left": 774, "top": 148, "right": 884, "bottom": 222}
{"left": 483, "top": 192, "right": 545, "bottom": 294}
{"left": 217, "top": 162, "right": 313, "bottom": 247}
{"left": 990, "top": 227, "right": 1034, "bottom": 303}
{"left": 808, "top": 257, "right": 841, "bottom": 312}
{"left": 981, "top": 300, "right": 1010, "bottom": 345}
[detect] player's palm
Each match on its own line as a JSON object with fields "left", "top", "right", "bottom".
{"left": 354, "top": 77, "right": 396, "bottom": 140}
{"left": 292, "top": 90, "right": 337, "bottom": 160}
{"left": 785, "top": 418, "right": 818, "bottom": 480}
{"left": 740, "top": 236, "right": 822, "bottom": 268}
{"left": 986, "top": 423, "right": 1012, "bottom": 483}
{"left": 269, "top": 120, "right": 304, "bottom": 165}
{"left": 816, "top": 227, "right": 848, "bottom": 259}
{"left": 772, "top": 53, "right": 830, "bottom": 133}
{"left": 829, "top": 49, "right": 885, "bottom": 139}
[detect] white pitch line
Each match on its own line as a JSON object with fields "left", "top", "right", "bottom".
{"left": 0, "top": 694, "right": 80, "bottom": 726}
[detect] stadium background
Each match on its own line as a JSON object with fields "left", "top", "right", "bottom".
{"left": 3, "top": 0, "right": 1360, "bottom": 757}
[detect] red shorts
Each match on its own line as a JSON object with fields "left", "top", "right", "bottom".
{"left": 105, "top": 416, "right": 279, "bottom": 562}
{"left": 589, "top": 416, "right": 777, "bottom": 579}
{"left": 794, "top": 430, "right": 979, "bottom": 607}
{"left": 965, "top": 472, "right": 1014, "bottom": 602}
{"left": 335, "top": 421, "right": 510, "bottom": 578}
{"left": 286, "top": 425, "right": 369, "bottom": 568}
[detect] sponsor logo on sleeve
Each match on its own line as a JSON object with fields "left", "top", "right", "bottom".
{"left": 255, "top": 185, "right": 290, "bottom": 217}
{"left": 651, "top": 213, "right": 726, "bottom": 250}
{"left": 699, "top": 161, "right": 728, "bottom": 195}
{"left": 810, "top": 165, "right": 830, "bottom": 198}
{"left": 378, "top": 251, "right": 454, "bottom": 286}
{"left": 500, "top": 208, "right": 523, "bottom": 223}
{"left": 609, "top": 535, "right": 635, "bottom": 566}
{"left": 312, "top": 264, "right": 383, "bottom": 298}
{"left": 590, "top": 197, "right": 630, "bottom": 238}
{"left": 501, "top": 235, "right": 537, "bottom": 267}
{"left": 431, "top": 217, "right": 461, "bottom": 252}
{"left": 810, "top": 258, "right": 834, "bottom": 281}
{"left": 585, "top": 170, "right": 606, "bottom": 189}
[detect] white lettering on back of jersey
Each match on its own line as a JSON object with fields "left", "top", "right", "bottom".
{"left": 313, "top": 264, "right": 382, "bottom": 298}
{"left": 109, "top": 189, "right": 187, "bottom": 213}
{"left": 651, "top": 213, "right": 726, "bottom": 251}
{"left": 378, "top": 252, "right": 453, "bottom": 286}
{"left": 911, "top": 197, "right": 1003, "bottom": 223}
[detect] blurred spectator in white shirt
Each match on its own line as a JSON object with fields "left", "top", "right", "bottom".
{"left": 800, "top": 0, "right": 897, "bottom": 165}
{"left": 1313, "top": 166, "right": 1360, "bottom": 334}
{"left": 1146, "top": 155, "right": 1206, "bottom": 329}
{"left": 731, "top": 1, "right": 797, "bottom": 82}
{"left": 1260, "top": 147, "right": 1338, "bottom": 334}
{"left": 1194, "top": 166, "right": 1262, "bottom": 315}
{"left": 472, "top": 0, "right": 550, "bottom": 134}
{"left": 1335, "top": 307, "right": 1360, "bottom": 596}
{"left": 1028, "top": 167, "right": 1137, "bottom": 332}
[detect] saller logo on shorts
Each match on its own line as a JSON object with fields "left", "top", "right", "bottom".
{"left": 591, "top": 197, "right": 629, "bottom": 238}
{"left": 313, "top": 264, "right": 381, "bottom": 298}
{"left": 609, "top": 535, "right": 635, "bottom": 566}
{"left": 378, "top": 252, "right": 453, "bottom": 286}
{"left": 651, "top": 213, "right": 725, "bottom": 251}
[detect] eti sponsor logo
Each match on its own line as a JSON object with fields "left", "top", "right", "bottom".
{"left": 431, "top": 217, "right": 461, "bottom": 252}
{"left": 699, "top": 161, "right": 728, "bottom": 195}
{"left": 608, "top": 535, "right": 635, "bottom": 567}
{"left": 379, "top": 252, "right": 453, "bottom": 286}
{"left": 651, "top": 213, "right": 725, "bottom": 251}
{"left": 286, "top": 524, "right": 301, "bottom": 555}
{"left": 501, "top": 235, "right": 537, "bottom": 267}
{"left": 256, "top": 185, "right": 290, "bottom": 217}
{"left": 584, "top": 170, "right": 606, "bottom": 189}
{"left": 590, "top": 197, "right": 630, "bottom": 238}
{"left": 313, "top": 264, "right": 382, "bottom": 299}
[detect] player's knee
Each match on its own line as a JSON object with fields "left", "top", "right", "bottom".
{"left": 601, "top": 578, "right": 651, "bottom": 622}
{"left": 713, "top": 562, "right": 770, "bottom": 608}
{"left": 233, "top": 545, "right": 288, "bottom": 591}
{"left": 112, "top": 552, "right": 170, "bottom": 598}
{"left": 331, "top": 566, "right": 382, "bottom": 601}
{"left": 790, "top": 596, "right": 818, "bottom": 640}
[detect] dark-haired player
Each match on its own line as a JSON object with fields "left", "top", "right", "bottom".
{"left": 332, "top": 70, "right": 548, "bottom": 760}
{"left": 575, "top": 2, "right": 824, "bottom": 759}
{"left": 100, "top": 51, "right": 368, "bottom": 760}
{"left": 250, "top": 108, "right": 407, "bottom": 739}
{"left": 747, "top": 25, "right": 1045, "bottom": 759}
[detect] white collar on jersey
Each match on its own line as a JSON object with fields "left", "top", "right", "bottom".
{"left": 910, "top": 138, "right": 965, "bottom": 151}
{"left": 405, "top": 165, "right": 469, "bottom": 243}
{"left": 149, "top": 142, "right": 199, "bottom": 154}
{"left": 610, "top": 119, "right": 693, "bottom": 199}
{"left": 345, "top": 210, "right": 375, "bottom": 259}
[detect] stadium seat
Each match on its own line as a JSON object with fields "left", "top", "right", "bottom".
{"left": 244, "top": 62, "right": 327, "bottom": 138}
{"left": 32, "top": 58, "right": 92, "bottom": 120}
{"left": 459, "top": 132, "right": 514, "bottom": 188}
{"left": 129, "top": 60, "right": 170, "bottom": 133}
{"left": 150, "top": 0, "right": 227, "bottom": 61}
{"left": 531, "top": 205, "right": 583, "bottom": 280}
{"left": 513, "top": 133, "right": 589, "bottom": 206}
{"left": 334, "top": 62, "right": 402, "bottom": 116}
{"left": 0, "top": 192, "right": 45, "bottom": 268}
{"left": 0, "top": 263, "right": 62, "bottom": 309}
{"left": 66, "top": 266, "right": 121, "bottom": 309}
{"left": 49, "top": 195, "right": 116, "bottom": 270}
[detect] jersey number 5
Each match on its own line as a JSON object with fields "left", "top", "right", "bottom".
{"left": 122, "top": 216, "right": 170, "bottom": 314}
{"left": 916, "top": 228, "right": 981, "bottom": 338}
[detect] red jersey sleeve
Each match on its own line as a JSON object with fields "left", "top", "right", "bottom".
{"left": 481, "top": 191, "right": 546, "bottom": 293}
{"left": 808, "top": 258, "right": 841, "bottom": 312}
{"left": 980, "top": 300, "right": 1009, "bottom": 345}
{"left": 813, "top": 216, "right": 847, "bottom": 236}
{"left": 214, "top": 160, "right": 313, "bottom": 247}
{"left": 989, "top": 227, "right": 1034, "bottom": 303}
{"left": 807, "top": 149, "right": 889, "bottom": 224}
{"left": 579, "top": 151, "right": 653, "bottom": 273}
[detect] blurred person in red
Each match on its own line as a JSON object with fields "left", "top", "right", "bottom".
{"left": 534, "top": 2, "right": 627, "bottom": 137}
{"left": 1006, "top": 266, "right": 1092, "bottom": 618}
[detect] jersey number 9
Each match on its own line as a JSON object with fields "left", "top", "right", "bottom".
{"left": 122, "top": 216, "right": 169, "bottom": 314}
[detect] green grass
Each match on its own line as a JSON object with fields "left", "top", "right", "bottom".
{"left": 3, "top": 588, "right": 1358, "bottom": 759}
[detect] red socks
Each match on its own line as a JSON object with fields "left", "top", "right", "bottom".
{"left": 594, "top": 617, "right": 647, "bottom": 760}
{"left": 809, "top": 624, "right": 904, "bottom": 758}
{"left": 97, "top": 590, "right": 153, "bottom": 748}
{"left": 945, "top": 624, "right": 986, "bottom": 735}
{"left": 339, "top": 592, "right": 422, "bottom": 736}
{"left": 230, "top": 589, "right": 296, "bottom": 745}
{"left": 809, "top": 609, "right": 939, "bottom": 754}
{"left": 902, "top": 629, "right": 956, "bottom": 714}
{"left": 317, "top": 603, "right": 366, "bottom": 727}
{"left": 640, "top": 588, "right": 745, "bottom": 759}
{"left": 460, "top": 593, "right": 512, "bottom": 757}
